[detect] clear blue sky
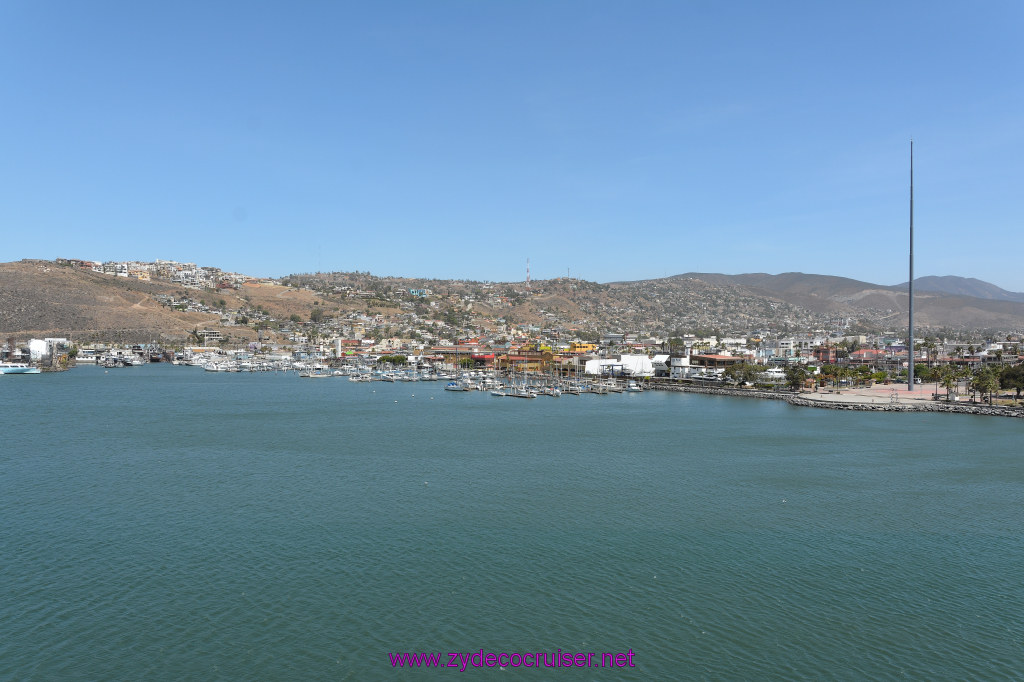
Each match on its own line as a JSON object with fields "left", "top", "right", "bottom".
{"left": 3, "top": 2, "right": 1023, "bottom": 290}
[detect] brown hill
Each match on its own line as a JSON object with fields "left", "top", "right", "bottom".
{"left": 0, "top": 260, "right": 228, "bottom": 344}
{"left": 3, "top": 260, "right": 1024, "bottom": 343}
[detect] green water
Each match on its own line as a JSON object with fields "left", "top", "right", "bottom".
{"left": 2, "top": 364, "right": 1022, "bottom": 680}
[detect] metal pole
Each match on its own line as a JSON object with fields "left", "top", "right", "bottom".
{"left": 908, "top": 140, "right": 915, "bottom": 391}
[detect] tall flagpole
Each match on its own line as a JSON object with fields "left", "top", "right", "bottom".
{"left": 908, "top": 140, "right": 915, "bottom": 391}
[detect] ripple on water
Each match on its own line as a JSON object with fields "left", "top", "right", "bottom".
{"left": 2, "top": 366, "right": 1023, "bottom": 680}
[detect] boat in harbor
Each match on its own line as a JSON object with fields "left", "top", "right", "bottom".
{"left": 0, "top": 363, "right": 41, "bottom": 374}
{"left": 508, "top": 385, "right": 537, "bottom": 398}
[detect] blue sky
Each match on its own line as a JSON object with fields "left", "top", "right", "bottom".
{"left": 3, "top": 2, "right": 1023, "bottom": 290}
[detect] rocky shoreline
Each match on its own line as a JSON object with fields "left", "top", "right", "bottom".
{"left": 648, "top": 383, "right": 1024, "bottom": 418}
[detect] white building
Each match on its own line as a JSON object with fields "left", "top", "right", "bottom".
{"left": 28, "top": 337, "right": 69, "bottom": 360}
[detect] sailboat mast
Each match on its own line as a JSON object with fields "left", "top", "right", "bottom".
{"left": 908, "top": 140, "right": 915, "bottom": 391}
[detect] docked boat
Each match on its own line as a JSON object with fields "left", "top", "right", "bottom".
{"left": 509, "top": 385, "right": 537, "bottom": 398}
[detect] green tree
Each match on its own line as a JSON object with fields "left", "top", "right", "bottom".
{"left": 310, "top": 307, "right": 324, "bottom": 323}
{"left": 723, "top": 364, "right": 742, "bottom": 383}
{"left": 971, "top": 367, "right": 999, "bottom": 404}
{"left": 726, "top": 362, "right": 767, "bottom": 385}
{"left": 913, "top": 363, "right": 932, "bottom": 382}
{"left": 785, "top": 366, "right": 808, "bottom": 391}
{"left": 289, "top": 314, "right": 303, "bottom": 324}
{"left": 999, "top": 364, "right": 1024, "bottom": 400}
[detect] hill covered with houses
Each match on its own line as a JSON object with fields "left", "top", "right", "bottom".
{"left": 2, "top": 258, "right": 1024, "bottom": 362}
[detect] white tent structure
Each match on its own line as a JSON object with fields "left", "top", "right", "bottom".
{"left": 583, "top": 354, "right": 654, "bottom": 377}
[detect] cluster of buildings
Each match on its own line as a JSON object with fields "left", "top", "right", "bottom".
{"left": 2, "top": 337, "right": 72, "bottom": 366}
{"left": 163, "top": 327, "right": 1020, "bottom": 381}
{"left": 40, "top": 258, "right": 1023, "bottom": 378}
{"left": 55, "top": 258, "right": 272, "bottom": 289}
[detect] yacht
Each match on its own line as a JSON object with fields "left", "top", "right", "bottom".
{"left": 0, "top": 362, "right": 41, "bottom": 374}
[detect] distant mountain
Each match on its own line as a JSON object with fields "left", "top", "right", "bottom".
{"left": 897, "top": 276, "right": 1024, "bottom": 303}
{"left": 658, "top": 272, "right": 1024, "bottom": 330}
{"left": 670, "top": 272, "right": 882, "bottom": 303}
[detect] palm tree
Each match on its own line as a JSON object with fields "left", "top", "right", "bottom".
{"left": 785, "top": 366, "right": 808, "bottom": 392}
{"left": 971, "top": 367, "right": 999, "bottom": 404}
{"left": 924, "top": 338, "right": 937, "bottom": 365}
{"left": 937, "top": 365, "right": 958, "bottom": 402}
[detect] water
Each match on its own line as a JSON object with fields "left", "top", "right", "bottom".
{"left": 2, "top": 364, "right": 1022, "bottom": 680}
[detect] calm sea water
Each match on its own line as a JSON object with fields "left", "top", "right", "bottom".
{"left": 1, "top": 364, "right": 1022, "bottom": 680}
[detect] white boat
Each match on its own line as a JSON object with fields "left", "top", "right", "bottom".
{"left": 626, "top": 381, "right": 643, "bottom": 392}
{"left": 0, "top": 362, "right": 41, "bottom": 374}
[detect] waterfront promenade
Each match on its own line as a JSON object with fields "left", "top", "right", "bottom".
{"left": 650, "top": 380, "right": 1024, "bottom": 418}
{"left": 799, "top": 383, "right": 939, "bottom": 406}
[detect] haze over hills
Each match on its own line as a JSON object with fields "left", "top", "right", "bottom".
{"left": 669, "top": 273, "right": 1024, "bottom": 303}
{"left": 611, "top": 272, "right": 1024, "bottom": 334}
{"left": 896, "top": 276, "right": 1024, "bottom": 303}
{"left": 2, "top": 260, "right": 1024, "bottom": 343}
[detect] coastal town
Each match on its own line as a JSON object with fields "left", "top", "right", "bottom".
{"left": 3, "top": 257, "right": 1024, "bottom": 412}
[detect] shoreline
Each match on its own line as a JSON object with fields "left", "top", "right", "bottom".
{"left": 647, "top": 382, "right": 1024, "bottom": 418}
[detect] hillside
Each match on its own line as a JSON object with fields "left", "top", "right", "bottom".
{"left": 0, "top": 261, "right": 232, "bottom": 343}
{"left": 3, "top": 260, "right": 1024, "bottom": 343}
